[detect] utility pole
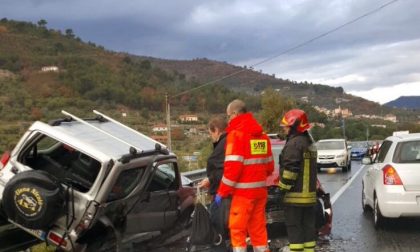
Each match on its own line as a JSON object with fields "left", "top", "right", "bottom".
{"left": 342, "top": 117, "right": 346, "bottom": 139}
{"left": 165, "top": 94, "right": 172, "bottom": 150}
{"left": 366, "top": 126, "right": 369, "bottom": 142}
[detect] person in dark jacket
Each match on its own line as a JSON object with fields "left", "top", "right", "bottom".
{"left": 199, "top": 116, "right": 227, "bottom": 196}
{"left": 198, "top": 116, "right": 229, "bottom": 251}
{"left": 278, "top": 109, "right": 318, "bottom": 252}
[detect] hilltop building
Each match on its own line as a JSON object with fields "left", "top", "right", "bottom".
{"left": 41, "top": 66, "right": 59, "bottom": 72}
{"left": 179, "top": 114, "right": 199, "bottom": 123}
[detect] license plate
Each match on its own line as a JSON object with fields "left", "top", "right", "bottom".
{"left": 20, "top": 226, "right": 47, "bottom": 241}
{"left": 319, "top": 160, "right": 332, "bottom": 164}
{"left": 352, "top": 154, "right": 357, "bottom": 156}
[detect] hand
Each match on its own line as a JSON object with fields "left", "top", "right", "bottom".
{"left": 214, "top": 194, "right": 223, "bottom": 207}
{"left": 198, "top": 178, "right": 210, "bottom": 189}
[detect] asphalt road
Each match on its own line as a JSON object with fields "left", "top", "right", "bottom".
{"left": 318, "top": 161, "right": 420, "bottom": 252}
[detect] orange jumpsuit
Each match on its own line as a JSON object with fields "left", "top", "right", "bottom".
{"left": 217, "top": 113, "right": 274, "bottom": 252}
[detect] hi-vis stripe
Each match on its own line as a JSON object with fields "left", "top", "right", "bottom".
{"left": 222, "top": 176, "right": 266, "bottom": 189}
{"left": 225, "top": 155, "right": 273, "bottom": 165}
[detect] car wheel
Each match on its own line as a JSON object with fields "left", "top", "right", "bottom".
{"left": 2, "top": 170, "right": 65, "bottom": 230}
{"left": 374, "top": 195, "right": 386, "bottom": 229}
{"left": 342, "top": 165, "right": 348, "bottom": 173}
{"left": 348, "top": 160, "right": 352, "bottom": 171}
{"left": 361, "top": 183, "right": 368, "bottom": 212}
{"left": 317, "top": 167, "right": 321, "bottom": 173}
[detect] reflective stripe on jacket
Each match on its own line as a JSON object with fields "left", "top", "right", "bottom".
{"left": 279, "top": 133, "right": 317, "bottom": 206}
{"left": 217, "top": 113, "right": 274, "bottom": 199}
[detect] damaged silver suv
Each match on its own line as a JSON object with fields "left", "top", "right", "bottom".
{"left": 0, "top": 110, "right": 195, "bottom": 251}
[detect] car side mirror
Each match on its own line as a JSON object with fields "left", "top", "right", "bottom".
{"left": 361, "top": 157, "right": 372, "bottom": 165}
{"left": 347, "top": 146, "right": 352, "bottom": 150}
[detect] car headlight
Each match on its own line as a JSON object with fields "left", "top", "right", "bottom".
{"left": 336, "top": 154, "right": 345, "bottom": 158}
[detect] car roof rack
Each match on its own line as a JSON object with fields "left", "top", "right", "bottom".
{"left": 61, "top": 110, "right": 168, "bottom": 159}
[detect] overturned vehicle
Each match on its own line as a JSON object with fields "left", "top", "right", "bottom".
{"left": 0, "top": 110, "right": 195, "bottom": 251}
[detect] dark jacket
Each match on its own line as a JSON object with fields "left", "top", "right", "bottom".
{"left": 206, "top": 132, "right": 227, "bottom": 195}
{"left": 278, "top": 132, "right": 317, "bottom": 206}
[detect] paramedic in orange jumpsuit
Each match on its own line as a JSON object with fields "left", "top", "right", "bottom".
{"left": 215, "top": 99, "right": 274, "bottom": 252}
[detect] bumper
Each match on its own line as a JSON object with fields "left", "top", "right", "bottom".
{"left": 351, "top": 152, "right": 365, "bottom": 159}
{"left": 317, "top": 158, "right": 347, "bottom": 168}
{"left": 377, "top": 186, "right": 420, "bottom": 218}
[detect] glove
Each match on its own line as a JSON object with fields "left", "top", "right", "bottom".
{"left": 274, "top": 186, "right": 286, "bottom": 203}
{"left": 214, "top": 194, "right": 223, "bottom": 207}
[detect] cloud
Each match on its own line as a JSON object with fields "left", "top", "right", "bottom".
{"left": 1, "top": 0, "right": 420, "bottom": 102}
{"left": 349, "top": 82, "right": 420, "bottom": 104}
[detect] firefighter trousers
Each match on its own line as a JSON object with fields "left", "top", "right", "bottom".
{"left": 229, "top": 195, "right": 269, "bottom": 252}
{"left": 284, "top": 205, "right": 316, "bottom": 252}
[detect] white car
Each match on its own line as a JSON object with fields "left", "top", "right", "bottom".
{"left": 362, "top": 133, "right": 420, "bottom": 228}
{"left": 316, "top": 139, "right": 351, "bottom": 172}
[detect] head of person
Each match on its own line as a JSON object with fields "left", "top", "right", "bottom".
{"left": 226, "top": 99, "right": 247, "bottom": 122}
{"left": 208, "top": 116, "right": 227, "bottom": 143}
{"left": 280, "top": 109, "right": 310, "bottom": 135}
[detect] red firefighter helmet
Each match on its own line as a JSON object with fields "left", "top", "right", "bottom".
{"left": 280, "top": 109, "right": 311, "bottom": 133}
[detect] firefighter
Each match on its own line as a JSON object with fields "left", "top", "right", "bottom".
{"left": 215, "top": 99, "right": 274, "bottom": 252}
{"left": 278, "top": 109, "right": 318, "bottom": 252}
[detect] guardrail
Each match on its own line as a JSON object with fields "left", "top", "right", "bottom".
{"left": 181, "top": 168, "right": 206, "bottom": 183}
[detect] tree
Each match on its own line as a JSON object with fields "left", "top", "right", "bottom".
{"left": 37, "top": 19, "right": 47, "bottom": 28}
{"left": 65, "top": 28, "right": 75, "bottom": 38}
{"left": 258, "top": 87, "right": 295, "bottom": 134}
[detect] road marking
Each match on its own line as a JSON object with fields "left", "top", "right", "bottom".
{"left": 331, "top": 165, "right": 365, "bottom": 205}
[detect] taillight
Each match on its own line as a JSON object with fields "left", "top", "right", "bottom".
{"left": 75, "top": 201, "right": 98, "bottom": 234}
{"left": 48, "top": 231, "right": 67, "bottom": 248}
{"left": 382, "top": 165, "right": 403, "bottom": 185}
{"left": 0, "top": 151, "right": 10, "bottom": 169}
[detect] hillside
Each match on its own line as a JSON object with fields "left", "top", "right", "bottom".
{"left": 0, "top": 19, "right": 264, "bottom": 152}
{"left": 0, "top": 18, "right": 419, "bottom": 154}
{"left": 144, "top": 57, "right": 399, "bottom": 116}
{"left": 385, "top": 96, "right": 420, "bottom": 109}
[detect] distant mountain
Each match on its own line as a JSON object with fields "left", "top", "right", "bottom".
{"left": 385, "top": 96, "right": 420, "bottom": 109}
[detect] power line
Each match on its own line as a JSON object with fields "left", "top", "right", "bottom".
{"left": 171, "top": 0, "right": 398, "bottom": 99}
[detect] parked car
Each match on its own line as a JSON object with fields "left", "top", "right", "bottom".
{"left": 361, "top": 133, "right": 420, "bottom": 228}
{"left": 0, "top": 111, "right": 195, "bottom": 251}
{"left": 316, "top": 139, "right": 351, "bottom": 172}
{"left": 266, "top": 136, "right": 332, "bottom": 237}
{"left": 349, "top": 141, "right": 369, "bottom": 160}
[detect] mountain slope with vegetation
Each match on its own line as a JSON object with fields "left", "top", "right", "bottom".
{"left": 145, "top": 57, "right": 405, "bottom": 116}
{"left": 0, "top": 18, "right": 262, "bottom": 152}
{"left": 0, "top": 18, "right": 419, "bottom": 155}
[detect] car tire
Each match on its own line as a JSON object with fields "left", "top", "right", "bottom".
{"left": 348, "top": 160, "right": 352, "bottom": 171}
{"left": 342, "top": 165, "right": 348, "bottom": 173}
{"left": 374, "top": 195, "right": 386, "bottom": 229}
{"left": 2, "top": 170, "right": 64, "bottom": 230}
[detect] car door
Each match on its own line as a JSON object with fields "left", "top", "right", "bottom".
{"left": 124, "top": 161, "right": 181, "bottom": 234}
{"left": 366, "top": 140, "right": 393, "bottom": 205}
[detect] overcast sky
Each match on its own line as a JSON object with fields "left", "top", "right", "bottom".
{"left": 1, "top": 0, "right": 420, "bottom": 104}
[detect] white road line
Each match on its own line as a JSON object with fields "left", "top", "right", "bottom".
{"left": 331, "top": 165, "right": 366, "bottom": 205}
